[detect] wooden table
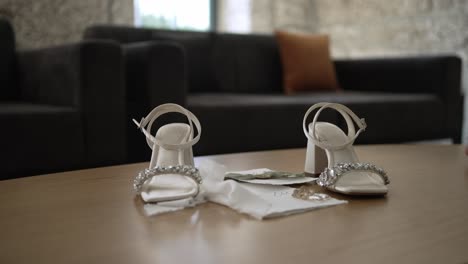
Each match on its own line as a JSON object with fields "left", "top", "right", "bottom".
{"left": 0, "top": 145, "right": 467, "bottom": 264}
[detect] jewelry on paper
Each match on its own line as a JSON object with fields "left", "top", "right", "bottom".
{"left": 292, "top": 185, "right": 331, "bottom": 201}
{"left": 133, "top": 165, "right": 202, "bottom": 194}
{"left": 225, "top": 171, "right": 306, "bottom": 181}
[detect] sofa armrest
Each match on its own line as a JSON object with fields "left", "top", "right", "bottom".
{"left": 443, "top": 56, "right": 463, "bottom": 142}
{"left": 16, "top": 40, "right": 127, "bottom": 165}
{"left": 123, "top": 41, "right": 187, "bottom": 108}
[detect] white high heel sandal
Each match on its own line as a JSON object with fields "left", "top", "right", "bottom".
{"left": 132, "top": 103, "right": 202, "bottom": 202}
{"left": 303, "top": 102, "right": 390, "bottom": 195}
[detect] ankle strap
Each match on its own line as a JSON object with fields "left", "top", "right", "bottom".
{"left": 303, "top": 102, "right": 366, "bottom": 150}
{"left": 132, "top": 103, "right": 201, "bottom": 151}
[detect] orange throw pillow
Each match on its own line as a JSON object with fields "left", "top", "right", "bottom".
{"left": 275, "top": 30, "right": 340, "bottom": 94}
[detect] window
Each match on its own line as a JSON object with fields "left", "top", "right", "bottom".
{"left": 134, "top": 0, "right": 215, "bottom": 31}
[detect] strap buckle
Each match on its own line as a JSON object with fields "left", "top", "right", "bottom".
{"left": 360, "top": 118, "right": 367, "bottom": 130}
{"left": 132, "top": 117, "right": 145, "bottom": 130}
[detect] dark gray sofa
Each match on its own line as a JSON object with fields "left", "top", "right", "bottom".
{"left": 0, "top": 19, "right": 126, "bottom": 179}
{"left": 85, "top": 25, "right": 463, "bottom": 157}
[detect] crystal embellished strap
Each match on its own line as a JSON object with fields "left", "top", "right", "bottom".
{"left": 317, "top": 162, "right": 390, "bottom": 187}
{"left": 133, "top": 165, "right": 202, "bottom": 195}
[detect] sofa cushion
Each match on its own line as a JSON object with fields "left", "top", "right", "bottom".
{"left": 335, "top": 57, "right": 447, "bottom": 94}
{"left": 84, "top": 25, "right": 154, "bottom": 43}
{"left": 0, "top": 103, "right": 85, "bottom": 179}
{"left": 213, "top": 33, "right": 283, "bottom": 94}
{"left": 322, "top": 93, "right": 446, "bottom": 143}
{"left": 187, "top": 92, "right": 445, "bottom": 155}
{"left": 0, "top": 19, "right": 17, "bottom": 100}
{"left": 275, "top": 31, "right": 339, "bottom": 94}
{"left": 85, "top": 26, "right": 218, "bottom": 93}
{"left": 149, "top": 30, "right": 217, "bottom": 93}
{"left": 210, "top": 34, "right": 237, "bottom": 93}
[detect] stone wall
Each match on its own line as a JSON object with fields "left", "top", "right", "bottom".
{"left": 217, "top": 0, "right": 251, "bottom": 33}
{"left": 0, "top": 0, "right": 133, "bottom": 49}
{"left": 217, "top": 0, "right": 317, "bottom": 33}
{"left": 219, "top": 0, "right": 468, "bottom": 60}
{"left": 218, "top": 0, "right": 467, "bottom": 82}
{"left": 311, "top": 0, "right": 468, "bottom": 59}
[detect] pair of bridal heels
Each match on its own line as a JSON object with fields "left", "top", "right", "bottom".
{"left": 133, "top": 102, "right": 389, "bottom": 203}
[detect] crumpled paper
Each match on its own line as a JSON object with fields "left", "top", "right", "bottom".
{"left": 142, "top": 160, "right": 347, "bottom": 219}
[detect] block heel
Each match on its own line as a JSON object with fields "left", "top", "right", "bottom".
{"left": 304, "top": 139, "right": 327, "bottom": 176}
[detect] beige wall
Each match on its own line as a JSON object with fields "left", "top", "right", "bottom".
{"left": 0, "top": 0, "right": 133, "bottom": 49}
{"left": 7, "top": 0, "right": 465, "bottom": 61}
{"left": 219, "top": 0, "right": 468, "bottom": 59}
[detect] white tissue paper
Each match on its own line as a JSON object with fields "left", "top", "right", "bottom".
{"left": 143, "top": 160, "right": 347, "bottom": 219}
